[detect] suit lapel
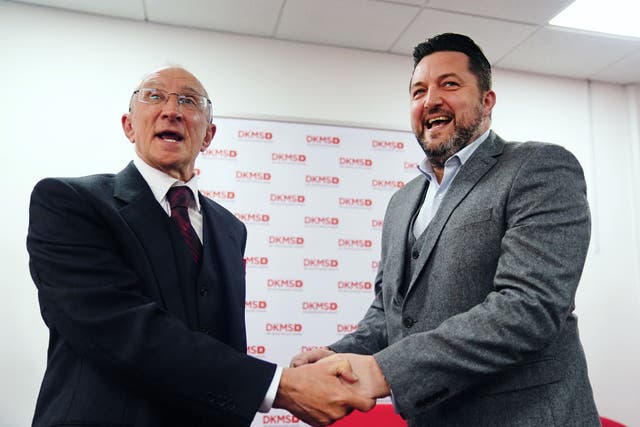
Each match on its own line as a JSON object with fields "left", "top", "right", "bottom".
{"left": 406, "top": 133, "right": 505, "bottom": 297}
{"left": 199, "top": 195, "right": 243, "bottom": 287}
{"left": 199, "top": 196, "right": 247, "bottom": 351}
{"left": 113, "top": 162, "right": 188, "bottom": 323}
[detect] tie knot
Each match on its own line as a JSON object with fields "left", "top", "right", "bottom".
{"left": 167, "top": 186, "right": 194, "bottom": 210}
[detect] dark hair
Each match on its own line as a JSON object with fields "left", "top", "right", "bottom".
{"left": 412, "top": 33, "right": 492, "bottom": 92}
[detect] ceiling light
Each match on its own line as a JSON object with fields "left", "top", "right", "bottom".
{"left": 549, "top": 0, "right": 640, "bottom": 39}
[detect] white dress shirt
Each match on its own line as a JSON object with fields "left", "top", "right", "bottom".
{"left": 132, "top": 156, "right": 282, "bottom": 412}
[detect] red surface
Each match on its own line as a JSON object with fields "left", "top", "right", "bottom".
{"left": 601, "top": 417, "right": 627, "bottom": 427}
{"left": 331, "top": 405, "right": 626, "bottom": 427}
{"left": 332, "top": 404, "right": 406, "bottom": 427}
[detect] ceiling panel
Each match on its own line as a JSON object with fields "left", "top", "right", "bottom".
{"left": 11, "top": 0, "right": 145, "bottom": 19}
{"left": 7, "top": 0, "right": 640, "bottom": 85}
{"left": 390, "top": 8, "right": 538, "bottom": 63}
{"left": 497, "top": 27, "right": 640, "bottom": 81}
{"left": 590, "top": 50, "right": 640, "bottom": 85}
{"left": 145, "top": 0, "right": 284, "bottom": 37}
{"left": 424, "top": 0, "right": 574, "bottom": 25}
{"left": 378, "top": 0, "right": 427, "bottom": 6}
{"left": 276, "top": 0, "right": 419, "bottom": 51}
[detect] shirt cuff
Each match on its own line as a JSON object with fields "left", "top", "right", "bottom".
{"left": 259, "top": 366, "right": 283, "bottom": 413}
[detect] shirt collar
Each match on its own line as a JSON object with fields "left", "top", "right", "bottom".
{"left": 133, "top": 155, "right": 201, "bottom": 211}
{"left": 418, "top": 129, "right": 491, "bottom": 179}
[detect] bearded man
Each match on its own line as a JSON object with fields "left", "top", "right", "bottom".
{"left": 292, "top": 33, "right": 600, "bottom": 427}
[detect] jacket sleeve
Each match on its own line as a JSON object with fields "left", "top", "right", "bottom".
{"left": 27, "top": 177, "right": 276, "bottom": 424}
{"left": 370, "top": 145, "right": 589, "bottom": 416}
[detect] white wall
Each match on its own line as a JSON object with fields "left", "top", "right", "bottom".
{"left": 1, "top": 2, "right": 639, "bottom": 426}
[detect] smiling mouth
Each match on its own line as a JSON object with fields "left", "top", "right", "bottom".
{"left": 425, "top": 116, "right": 453, "bottom": 130}
{"left": 156, "top": 131, "right": 184, "bottom": 143}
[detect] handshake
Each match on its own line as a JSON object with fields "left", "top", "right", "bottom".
{"left": 272, "top": 348, "right": 392, "bottom": 427}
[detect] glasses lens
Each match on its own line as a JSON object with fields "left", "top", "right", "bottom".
{"left": 178, "top": 94, "right": 202, "bottom": 111}
{"left": 136, "top": 88, "right": 210, "bottom": 115}
{"left": 138, "top": 88, "right": 166, "bottom": 104}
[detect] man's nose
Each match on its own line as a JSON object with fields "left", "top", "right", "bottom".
{"left": 423, "top": 88, "right": 442, "bottom": 110}
{"left": 161, "top": 94, "right": 184, "bottom": 120}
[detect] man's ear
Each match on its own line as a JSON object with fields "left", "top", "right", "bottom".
{"left": 201, "top": 123, "right": 216, "bottom": 151}
{"left": 483, "top": 90, "right": 497, "bottom": 115}
{"left": 121, "top": 114, "right": 135, "bottom": 143}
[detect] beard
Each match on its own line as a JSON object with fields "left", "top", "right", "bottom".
{"left": 416, "top": 103, "right": 484, "bottom": 170}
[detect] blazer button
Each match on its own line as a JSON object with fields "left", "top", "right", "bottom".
{"left": 403, "top": 316, "right": 415, "bottom": 328}
{"left": 411, "top": 250, "right": 419, "bottom": 259}
{"left": 200, "top": 327, "right": 210, "bottom": 335}
{"left": 200, "top": 286, "right": 208, "bottom": 296}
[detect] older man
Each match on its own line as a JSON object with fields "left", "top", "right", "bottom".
{"left": 27, "top": 66, "right": 373, "bottom": 427}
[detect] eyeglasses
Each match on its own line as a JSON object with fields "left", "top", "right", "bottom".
{"left": 132, "top": 87, "right": 212, "bottom": 114}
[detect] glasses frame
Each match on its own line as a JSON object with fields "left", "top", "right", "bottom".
{"left": 132, "top": 88, "right": 213, "bottom": 122}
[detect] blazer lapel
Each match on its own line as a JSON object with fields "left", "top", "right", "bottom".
{"left": 406, "top": 132, "right": 505, "bottom": 297}
{"left": 113, "top": 162, "right": 188, "bottom": 323}
{"left": 198, "top": 196, "right": 244, "bottom": 288}
{"left": 199, "top": 196, "right": 247, "bottom": 351}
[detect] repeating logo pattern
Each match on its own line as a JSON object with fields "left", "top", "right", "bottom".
{"left": 196, "top": 117, "right": 421, "bottom": 426}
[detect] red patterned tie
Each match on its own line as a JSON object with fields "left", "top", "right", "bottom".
{"left": 167, "top": 186, "right": 202, "bottom": 264}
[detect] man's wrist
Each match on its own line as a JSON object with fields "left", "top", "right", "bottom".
{"left": 259, "top": 366, "right": 283, "bottom": 412}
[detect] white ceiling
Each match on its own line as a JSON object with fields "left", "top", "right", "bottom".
{"left": 9, "top": 0, "right": 640, "bottom": 85}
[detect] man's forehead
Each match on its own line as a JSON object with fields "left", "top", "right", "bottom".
{"left": 140, "top": 68, "right": 206, "bottom": 94}
{"left": 411, "top": 52, "right": 472, "bottom": 83}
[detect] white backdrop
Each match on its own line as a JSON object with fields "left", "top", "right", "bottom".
{"left": 2, "top": 2, "right": 639, "bottom": 426}
{"left": 198, "top": 117, "right": 422, "bottom": 426}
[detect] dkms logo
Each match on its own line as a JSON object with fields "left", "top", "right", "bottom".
{"left": 371, "top": 179, "right": 404, "bottom": 190}
{"left": 270, "top": 193, "right": 306, "bottom": 205}
{"left": 234, "top": 212, "right": 270, "bottom": 224}
{"left": 272, "top": 153, "right": 307, "bottom": 164}
{"left": 262, "top": 414, "right": 300, "bottom": 425}
{"left": 302, "top": 302, "right": 339, "bottom": 313}
{"left": 303, "top": 258, "right": 339, "bottom": 270}
{"left": 237, "top": 130, "right": 273, "bottom": 141}
{"left": 372, "top": 139, "right": 405, "bottom": 151}
{"left": 306, "top": 135, "right": 341, "bottom": 146}
{"left": 338, "top": 239, "right": 373, "bottom": 250}
{"left": 267, "top": 278, "right": 304, "bottom": 290}
{"left": 304, "top": 216, "right": 339, "bottom": 228}
{"left": 245, "top": 300, "right": 267, "bottom": 311}
{"left": 247, "top": 345, "right": 266, "bottom": 356}
{"left": 338, "top": 281, "right": 373, "bottom": 292}
{"left": 265, "top": 323, "right": 303, "bottom": 335}
{"left": 268, "top": 235, "right": 305, "bottom": 247}
{"left": 305, "top": 175, "right": 340, "bottom": 186}
{"left": 201, "top": 148, "right": 238, "bottom": 159}
{"left": 235, "top": 170, "right": 272, "bottom": 182}
{"left": 339, "top": 156, "right": 373, "bottom": 168}
{"left": 339, "top": 197, "right": 373, "bottom": 209}
{"left": 244, "top": 256, "right": 269, "bottom": 268}
{"left": 201, "top": 190, "right": 235, "bottom": 201}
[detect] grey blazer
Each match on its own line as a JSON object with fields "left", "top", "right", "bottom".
{"left": 331, "top": 132, "right": 600, "bottom": 427}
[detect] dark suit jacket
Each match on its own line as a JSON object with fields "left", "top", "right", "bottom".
{"left": 27, "top": 162, "right": 276, "bottom": 427}
{"left": 331, "top": 133, "right": 600, "bottom": 427}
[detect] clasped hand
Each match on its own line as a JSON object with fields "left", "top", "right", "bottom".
{"left": 291, "top": 348, "right": 391, "bottom": 400}
{"left": 274, "top": 347, "right": 390, "bottom": 426}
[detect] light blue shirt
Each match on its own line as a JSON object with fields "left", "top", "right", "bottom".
{"left": 413, "top": 129, "right": 491, "bottom": 238}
